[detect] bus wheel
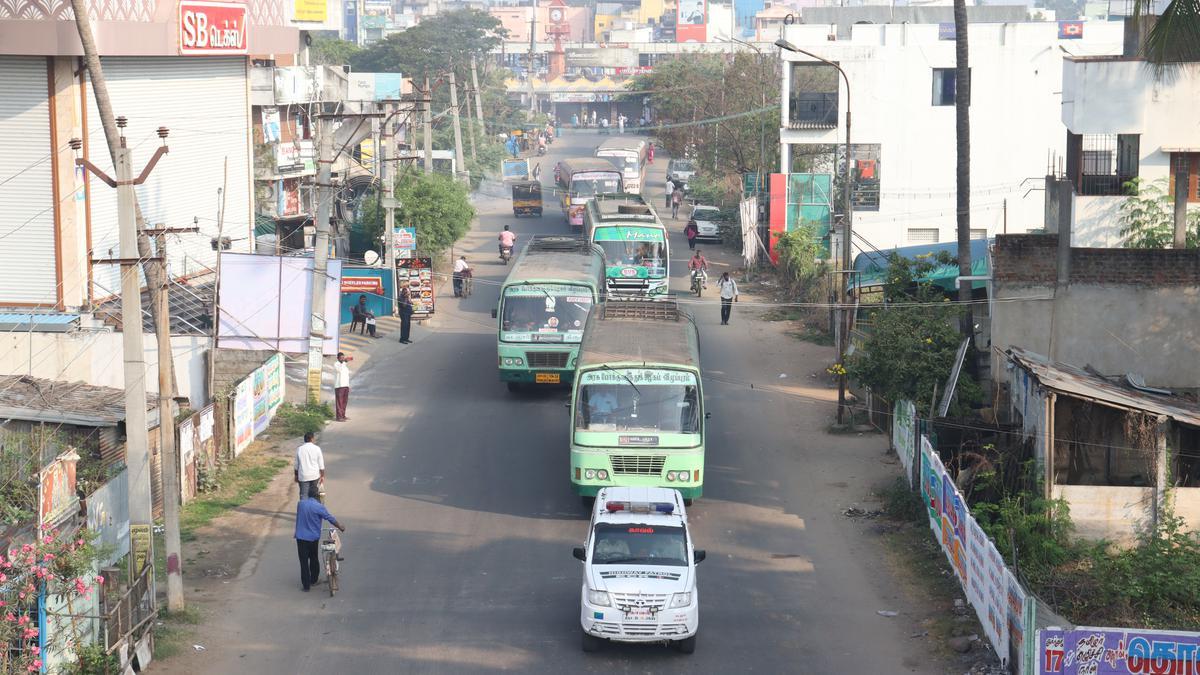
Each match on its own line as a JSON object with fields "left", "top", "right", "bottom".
{"left": 507, "top": 382, "right": 523, "bottom": 393}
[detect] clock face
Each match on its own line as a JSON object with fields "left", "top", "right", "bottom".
{"left": 550, "top": 8, "right": 563, "bottom": 21}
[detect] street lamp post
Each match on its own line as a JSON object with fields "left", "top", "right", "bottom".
{"left": 775, "top": 38, "right": 853, "bottom": 425}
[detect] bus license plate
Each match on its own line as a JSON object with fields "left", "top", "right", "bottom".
{"left": 535, "top": 372, "right": 561, "bottom": 384}
{"left": 625, "top": 607, "right": 653, "bottom": 621}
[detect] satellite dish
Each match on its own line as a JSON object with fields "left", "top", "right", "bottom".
{"left": 364, "top": 250, "right": 380, "bottom": 266}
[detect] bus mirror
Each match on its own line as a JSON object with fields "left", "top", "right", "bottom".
{"left": 572, "top": 546, "right": 586, "bottom": 561}
{"left": 694, "top": 549, "right": 707, "bottom": 563}
{"left": 491, "top": 308, "right": 498, "bottom": 318}
{"left": 564, "top": 400, "right": 572, "bottom": 409}
{"left": 705, "top": 412, "right": 712, "bottom": 419}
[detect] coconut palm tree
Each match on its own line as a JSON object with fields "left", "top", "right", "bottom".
{"left": 1133, "top": 0, "right": 1200, "bottom": 65}
{"left": 953, "top": 0, "right": 974, "bottom": 339}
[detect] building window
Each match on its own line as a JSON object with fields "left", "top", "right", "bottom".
{"left": 971, "top": 228, "right": 987, "bottom": 240}
{"left": 844, "top": 144, "right": 881, "bottom": 211}
{"left": 1169, "top": 152, "right": 1200, "bottom": 203}
{"left": 907, "top": 228, "right": 940, "bottom": 244}
{"left": 1066, "top": 133, "right": 1139, "bottom": 196}
{"left": 931, "top": 68, "right": 969, "bottom": 106}
{"left": 789, "top": 63, "right": 839, "bottom": 129}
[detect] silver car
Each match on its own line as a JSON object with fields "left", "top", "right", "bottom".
{"left": 667, "top": 158, "right": 696, "bottom": 192}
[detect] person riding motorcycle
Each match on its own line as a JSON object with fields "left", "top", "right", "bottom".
{"left": 688, "top": 250, "right": 709, "bottom": 289}
{"left": 498, "top": 225, "right": 517, "bottom": 261}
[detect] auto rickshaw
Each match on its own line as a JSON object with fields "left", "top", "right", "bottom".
{"left": 512, "top": 180, "right": 543, "bottom": 217}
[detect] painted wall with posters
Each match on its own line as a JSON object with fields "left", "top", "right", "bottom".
{"left": 892, "top": 399, "right": 916, "bottom": 484}
{"left": 231, "top": 354, "right": 287, "bottom": 458}
{"left": 1038, "top": 627, "right": 1200, "bottom": 675}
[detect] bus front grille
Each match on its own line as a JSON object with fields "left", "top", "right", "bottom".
{"left": 611, "top": 455, "right": 666, "bottom": 476}
{"left": 527, "top": 351, "right": 569, "bottom": 368}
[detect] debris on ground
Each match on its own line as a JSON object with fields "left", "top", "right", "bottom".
{"left": 876, "top": 610, "right": 899, "bottom": 617}
{"left": 843, "top": 507, "right": 883, "bottom": 518}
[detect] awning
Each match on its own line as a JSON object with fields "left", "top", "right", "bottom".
{"left": 851, "top": 238, "right": 990, "bottom": 293}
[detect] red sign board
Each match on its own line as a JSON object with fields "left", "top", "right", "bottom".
{"left": 179, "top": 1, "right": 248, "bottom": 55}
{"left": 341, "top": 276, "right": 384, "bottom": 295}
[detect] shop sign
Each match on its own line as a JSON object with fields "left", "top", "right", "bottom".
{"left": 396, "top": 257, "right": 435, "bottom": 317}
{"left": 276, "top": 140, "right": 315, "bottom": 175}
{"left": 179, "top": 1, "right": 248, "bottom": 55}
{"left": 341, "top": 276, "right": 384, "bottom": 294}
{"left": 393, "top": 226, "right": 416, "bottom": 259}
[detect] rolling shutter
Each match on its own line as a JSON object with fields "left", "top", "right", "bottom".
{"left": 87, "top": 57, "right": 251, "bottom": 300}
{"left": 0, "top": 57, "right": 57, "bottom": 305}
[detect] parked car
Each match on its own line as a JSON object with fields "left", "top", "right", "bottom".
{"left": 688, "top": 204, "right": 724, "bottom": 244}
{"left": 667, "top": 158, "right": 696, "bottom": 192}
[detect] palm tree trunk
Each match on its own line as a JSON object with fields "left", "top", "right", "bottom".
{"left": 954, "top": 0, "right": 974, "bottom": 339}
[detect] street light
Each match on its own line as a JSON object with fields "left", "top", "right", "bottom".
{"left": 775, "top": 37, "right": 854, "bottom": 426}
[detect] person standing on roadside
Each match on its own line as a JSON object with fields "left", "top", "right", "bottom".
{"left": 648, "top": 142, "right": 655, "bottom": 164}
{"left": 398, "top": 285, "right": 413, "bottom": 344}
{"left": 717, "top": 272, "right": 740, "bottom": 325}
{"left": 333, "top": 352, "right": 351, "bottom": 421}
{"left": 665, "top": 178, "right": 674, "bottom": 209}
{"left": 684, "top": 219, "right": 699, "bottom": 250}
{"left": 294, "top": 432, "right": 325, "bottom": 499}
{"left": 295, "top": 484, "right": 345, "bottom": 592}
{"left": 671, "top": 187, "right": 684, "bottom": 219}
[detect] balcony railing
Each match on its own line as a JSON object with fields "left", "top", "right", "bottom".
{"left": 788, "top": 92, "right": 838, "bottom": 130}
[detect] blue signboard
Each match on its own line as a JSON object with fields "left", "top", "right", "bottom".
{"left": 343, "top": 0, "right": 358, "bottom": 44}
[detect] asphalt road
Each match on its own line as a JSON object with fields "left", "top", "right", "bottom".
{"left": 184, "top": 132, "right": 938, "bottom": 673}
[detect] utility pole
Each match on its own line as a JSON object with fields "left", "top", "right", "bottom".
{"left": 381, "top": 102, "right": 399, "bottom": 316}
{"left": 73, "top": 121, "right": 169, "bottom": 587}
{"left": 528, "top": 0, "right": 538, "bottom": 113}
{"left": 148, "top": 226, "right": 198, "bottom": 613}
{"left": 307, "top": 117, "right": 335, "bottom": 403}
{"left": 462, "top": 74, "right": 478, "bottom": 161}
{"left": 448, "top": 69, "right": 467, "bottom": 182}
{"left": 423, "top": 77, "right": 434, "bottom": 173}
{"left": 471, "top": 55, "right": 486, "bottom": 158}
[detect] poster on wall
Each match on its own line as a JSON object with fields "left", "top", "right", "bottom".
{"left": 1037, "top": 627, "right": 1200, "bottom": 674}
{"left": 252, "top": 367, "right": 269, "bottom": 436}
{"left": 893, "top": 399, "right": 916, "bottom": 484}
{"left": 266, "top": 353, "right": 285, "bottom": 413}
{"left": 676, "top": 0, "right": 707, "bottom": 42}
{"left": 396, "top": 257, "right": 435, "bottom": 318}
{"left": 921, "top": 437, "right": 943, "bottom": 536}
{"left": 293, "top": 0, "right": 328, "bottom": 22}
{"left": 233, "top": 376, "right": 254, "bottom": 456}
{"left": 393, "top": 226, "right": 416, "bottom": 260}
{"left": 941, "top": 470, "right": 969, "bottom": 587}
{"left": 261, "top": 107, "right": 281, "bottom": 143}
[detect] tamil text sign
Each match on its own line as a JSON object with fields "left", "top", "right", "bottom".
{"left": 179, "top": 1, "right": 248, "bottom": 55}
{"left": 1038, "top": 627, "right": 1200, "bottom": 674}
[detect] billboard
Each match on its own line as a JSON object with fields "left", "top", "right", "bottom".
{"left": 1038, "top": 627, "right": 1200, "bottom": 674}
{"left": 217, "top": 253, "right": 342, "bottom": 354}
{"left": 676, "top": 0, "right": 707, "bottom": 43}
{"left": 179, "top": 1, "right": 248, "bottom": 55}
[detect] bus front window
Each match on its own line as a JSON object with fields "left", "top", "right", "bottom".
{"left": 572, "top": 177, "right": 620, "bottom": 197}
{"left": 575, "top": 375, "right": 700, "bottom": 433}
{"left": 500, "top": 285, "right": 593, "bottom": 342}
{"left": 596, "top": 240, "right": 665, "bottom": 268}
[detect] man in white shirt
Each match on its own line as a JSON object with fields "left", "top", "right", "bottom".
{"left": 717, "top": 272, "right": 739, "bottom": 325}
{"left": 294, "top": 432, "right": 325, "bottom": 500}
{"left": 452, "top": 256, "right": 471, "bottom": 297}
{"left": 333, "top": 352, "right": 351, "bottom": 421}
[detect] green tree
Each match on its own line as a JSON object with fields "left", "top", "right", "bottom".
{"left": 1118, "top": 177, "right": 1200, "bottom": 248}
{"left": 351, "top": 10, "right": 507, "bottom": 83}
{"left": 394, "top": 171, "right": 476, "bottom": 255}
{"left": 309, "top": 35, "right": 361, "bottom": 66}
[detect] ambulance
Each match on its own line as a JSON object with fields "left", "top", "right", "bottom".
{"left": 572, "top": 487, "right": 705, "bottom": 653}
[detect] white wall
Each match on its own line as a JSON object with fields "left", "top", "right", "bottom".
{"left": 0, "top": 331, "right": 210, "bottom": 407}
{"left": 1072, "top": 195, "right": 1125, "bottom": 246}
{"left": 778, "top": 21, "right": 1125, "bottom": 251}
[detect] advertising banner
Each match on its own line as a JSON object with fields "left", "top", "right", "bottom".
{"left": 893, "top": 399, "right": 917, "bottom": 484}
{"left": 502, "top": 158, "right": 531, "bottom": 181}
{"left": 1038, "top": 627, "right": 1200, "bottom": 674}
{"left": 393, "top": 226, "right": 416, "bottom": 259}
{"left": 38, "top": 450, "right": 79, "bottom": 529}
{"left": 676, "top": 0, "right": 707, "bottom": 42}
{"left": 968, "top": 517, "right": 1009, "bottom": 659}
{"left": 941, "top": 468, "right": 969, "bottom": 587}
{"left": 233, "top": 376, "right": 254, "bottom": 456}
{"left": 1007, "top": 569, "right": 1030, "bottom": 674}
{"left": 179, "top": 1, "right": 248, "bottom": 55}
{"left": 266, "top": 354, "right": 285, "bottom": 413}
{"left": 920, "top": 436, "right": 943, "bottom": 536}
{"left": 261, "top": 107, "right": 281, "bottom": 143}
{"left": 397, "top": 257, "right": 435, "bottom": 317}
{"left": 294, "top": 0, "right": 328, "bottom": 22}
{"left": 179, "top": 416, "right": 196, "bottom": 502}
{"left": 276, "top": 140, "right": 315, "bottom": 176}
{"left": 341, "top": 276, "right": 384, "bottom": 295}
{"left": 252, "top": 367, "right": 269, "bottom": 436}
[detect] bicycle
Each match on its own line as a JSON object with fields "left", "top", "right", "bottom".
{"left": 461, "top": 273, "right": 473, "bottom": 297}
{"left": 322, "top": 525, "right": 342, "bottom": 596}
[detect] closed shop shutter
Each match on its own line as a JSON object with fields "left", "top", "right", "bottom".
{"left": 86, "top": 57, "right": 251, "bottom": 301}
{"left": 0, "top": 57, "right": 57, "bottom": 305}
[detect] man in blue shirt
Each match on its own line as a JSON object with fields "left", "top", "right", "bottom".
{"left": 295, "top": 484, "right": 346, "bottom": 592}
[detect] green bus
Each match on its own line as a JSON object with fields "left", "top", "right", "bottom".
{"left": 569, "top": 299, "right": 706, "bottom": 503}
{"left": 495, "top": 235, "right": 607, "bottom": 392}
{"left": 583, "top": 194, "right": 669, "bottom": 297}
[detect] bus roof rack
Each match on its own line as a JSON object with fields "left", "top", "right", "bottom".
{"left": 601, "top": 298, "right": 679, "bottom": 321}
{"left": 526, "top": 235, "right": 590, "bottom": 253}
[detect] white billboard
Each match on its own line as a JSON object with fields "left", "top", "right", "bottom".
{"left": 217, "top": 253, "right": 342, "bottom": 355}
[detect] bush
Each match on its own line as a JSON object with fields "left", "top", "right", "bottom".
{"left": 68, "top": 643, "right": 119, "bottom": 675}
{"left": 274, "top": 402, "right": 333, "bottom": 438}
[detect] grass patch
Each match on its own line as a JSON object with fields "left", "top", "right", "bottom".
{"left": 761, "top": 307, "right": 804, "bottom": 322}
{"left": 786, "top": 327, "right": 834, "bottom": 346}
{"left": 178, "top": 453, "right": 289, "bottom": 542}
{"left": 153, "top": 606, "right": 203, "bottom": 661}
{"left": 880, "top": 476, "right": 925, "bottom": 521}
{"left": 273, "top": 402, "right": 333, "bottom": 438}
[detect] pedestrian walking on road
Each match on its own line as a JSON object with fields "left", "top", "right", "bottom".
{"left": 295, "top": 484, "right": 345, "bottom": 592}
{"left": 671, "top": 188, "right": 683, "bottom": 219}
{"left": 717, "top": 272, "right": 739, "bottom": 325}
{"left": 684, "top": 220, "right": 698, "bottom": 250}
{"left": 333, "top": 352, "right": 351, "bottom": 421}
{"left": 398, "top": 285, "right": 414, "bottom": 344}
{"left": 647, "top": 142, "right": 655, "bottom": 164}
{"left": 294, "top": 432, "right": 325, "bottom": 500}
{"left": 665, "top": 179, "right": 674, "bottom": 208}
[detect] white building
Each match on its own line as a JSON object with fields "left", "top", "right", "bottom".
{"left": 776, "top": 21, "right": 1125, "bottom": 254}
{"left": 1060, "top": 56, "right": 1200, "bottom": 246}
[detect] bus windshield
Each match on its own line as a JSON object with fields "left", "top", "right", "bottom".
{"left": 501, "top": 284, "right": 593, "bottom": 343}
{"left": 572, "top": 176, "right": 621, "bottom": 197}
{"left": 575, "top": 369, "right": 700, "bottom": 433}
{"left": 591, "top": 523, "right": 688, "bottom": 566}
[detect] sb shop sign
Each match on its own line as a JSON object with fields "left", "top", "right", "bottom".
{"left": 179, "top": 1, "right": 248, "bottom": 55}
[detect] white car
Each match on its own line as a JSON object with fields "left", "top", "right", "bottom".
{"left": 689, "top": 205, "right": 724, "bottom": 244}
{"left": 573, "top": 487, "right": 705, "bottom": 654}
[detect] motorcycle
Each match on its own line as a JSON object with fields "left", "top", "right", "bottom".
{"left": 537, "top": 144, "right": 547, "bottom": 156}
{"left": 690, "top": 269, "right": 706, "bottom": 297}
{"left": 499, "top": 244, "right": 514, "bottom": 264}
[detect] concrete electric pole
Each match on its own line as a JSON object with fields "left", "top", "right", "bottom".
{"left": 448, "top": 70, "right": 467, "bottom": 182}
{"left": 306, "top": 117, "right": 335, "bottom": 404}
{"left": 423, "top": 78, "right": 434, "bottom": 173}
{"left": 471, "top": 55, "right": 485, "bottom": 159}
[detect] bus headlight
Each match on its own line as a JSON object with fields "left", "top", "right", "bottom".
{"left": 514, "top": 357, "right": 524, "bottom": 366}
{"left": 503, "top": 358, "right": 512, "bottom": 365}
{"left": 587, "top": 588, "right": 611, "bottom": 607}
{"left": 584, "top": 469, "right": 596, "bottom": 479}
{"left": 669, "top": 592, "right": 693, "bottom": 608}
{"left": 596, "top": 469, "right": 609, "bottom": 480}
{"left": 666, "top": 472, "right": 676, "bottom": 482}
{"left": 676, "top": 471, "right": 691, "bottom": 483}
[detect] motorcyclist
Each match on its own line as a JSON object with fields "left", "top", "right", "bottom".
{"left": 688, "top": 250, "right": 709, "bottom": 289}
{"left": 498, "top": 225, "right": 517, "bottom": 259}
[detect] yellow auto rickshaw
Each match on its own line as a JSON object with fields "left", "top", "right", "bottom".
{"left": 512, "top": 180, "right": 543, "bottom": 217}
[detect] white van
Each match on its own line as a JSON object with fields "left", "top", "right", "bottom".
{"left": 572, "top": 487, "right": 705, "bottom": 653}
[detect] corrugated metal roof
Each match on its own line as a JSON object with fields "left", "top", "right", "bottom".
{"left": 1007, "top": 347, "right": 1200, "bottom": 427}
{"left": 0, "top": 313, "right": 79, "bottom": 332}
{"left": 94, "top": 276, "right": 214, "bottom": 335}
{"left": 0, "top": 375, "right": 157, "bottom": 427}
